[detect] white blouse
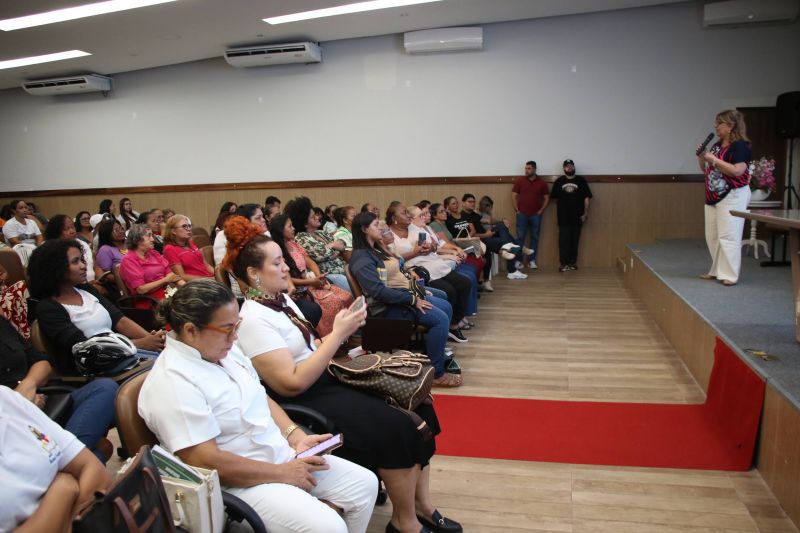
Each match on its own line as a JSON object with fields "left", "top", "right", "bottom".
{"left": 139, "top": 335, "right": 294, "bottom": 467}
{"left": 237, "top": 298, "right": 316, "bottom": 365}
{"left": 392, "top": 226, "right": 453, "bottom": 281}
{"left": 62, "top": 288, "right": 113, "bottom": 338}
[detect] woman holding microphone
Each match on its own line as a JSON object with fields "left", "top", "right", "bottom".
{"left": 698, "top": 109, "right": 752, "bottom": 286}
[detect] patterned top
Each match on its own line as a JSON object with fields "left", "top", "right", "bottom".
{"left": 295, "top": 231, "right": 346, "bottom": 275}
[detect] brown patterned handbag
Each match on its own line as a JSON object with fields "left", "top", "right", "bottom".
{"left": 328, "top": 350, "right": 434, "bottom": 412}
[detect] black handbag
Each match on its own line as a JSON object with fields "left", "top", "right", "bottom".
{"left": 41, "top": 390, "right": 74, "bottom": 426}
{"left": 73, "top": 445, "right": 176, "bottom": 533}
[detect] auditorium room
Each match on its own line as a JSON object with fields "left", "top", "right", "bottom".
{"left": 2, "top": 0, "right": 800, "bottom": 531}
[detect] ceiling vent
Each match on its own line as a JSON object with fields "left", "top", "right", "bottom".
{"left": 703, "top": 0, "right": 799, "bottom": 27}
{"left": 404, "top": 27, "right": 483, "bottom": 54}
{"left": 224, "top": 42, "right": 322, "bottom": 68}
{"left": 22, "top": 74, "right": 112, "bottom": 96}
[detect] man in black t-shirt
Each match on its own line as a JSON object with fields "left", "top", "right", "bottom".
{"left": 550, "top": 160, "right": 592, "bottom": 272}
{"left": 460, "top": 194, "right": 527, "bottom": 279}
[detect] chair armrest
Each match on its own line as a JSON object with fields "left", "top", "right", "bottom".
{"left": 281, "top": 403, "right": 337, "bottom": 435}
{"left": 222, "top": 491, "right": 266, "bottom": 533}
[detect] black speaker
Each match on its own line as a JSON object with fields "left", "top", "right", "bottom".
{"left": 776, "top": 91, "right": 800, "bottom": 138}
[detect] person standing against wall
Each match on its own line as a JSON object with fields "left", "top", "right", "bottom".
{"left": 550, "top": 159, "right": 592, "bottom": 272}
{"left": 512, "top": 161, "right": 549, "bottom": 269}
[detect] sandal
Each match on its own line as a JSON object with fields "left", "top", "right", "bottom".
{"left": 700, "top": 274, "right": 715, "bottom": 280}
{"left": 722, "top": 280, "right": 737, "bottom": 286}
{"left": 432, "top": 373, "right": 463, "bottom": 388}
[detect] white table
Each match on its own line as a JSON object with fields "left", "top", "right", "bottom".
{"left": 742, "top": 200, "right": 782, "bottom": 259}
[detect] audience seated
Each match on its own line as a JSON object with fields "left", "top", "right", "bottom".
{"left": 322, "top": 204, "right": 339, "bottom": 235}
{"left": 162, "top": 214, "right": 214, "bottom": 281}
{"left": 95, "top": 219, "right": 127, "bottom": 276}
{"left": 211, "top": 201, "right": 237, "bottom": 239}
{"left": 120, "top": 224, "right": 184, "bottom": 307}
{"left": 430, "top": 202, "right": 489, "bottom": 291}
{"left": 97, "top": 199, "right": 116, "bottom": 219}
{"left": 350, "top": 212, "right": 463, "bottom": 388}
{"left": 135, "top": 209, "right": 165, "bottom": 253}
{"left": 45, "top": 214, "right": 96, "bottom": 284}
{"left": 387, "top": 202, "right": 472, "bottom": 342}
{"left": 74, "top": 211, "right": 93, "bottom": 245}
{"left": 286, "top": 197, "right": 350, "bottom": 293}
{"left": 270, "top": 214, "right": 353, "bottom": 337}
{"left": 0, "top": 314, "right": 118, "bottom": 461}
{"left": 139, "top": 279, "right": 378, "bottom": 533}
{"left": 2, "top": 199, "right": 43, "bottom": 266}
{"left": 333, "top": 206, "right": 356, "bottom": 262}
{"left": 222, "top": 219, "right": 462, "bottom": 532}
{"left": 408, "top": 205, "right": 478, "bottom": 327}
{"left": 0, "top": 386, "right": 112, "bottom": 532}
{"left": 116, "top": 197, "right": 139, "bottom": 230}
{"left": 28, "top": 239, "right": 165, "bottom": 376}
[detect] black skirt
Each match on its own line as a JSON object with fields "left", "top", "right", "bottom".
{"left": 267, "top": 371, "right": 440, "bottom": 471}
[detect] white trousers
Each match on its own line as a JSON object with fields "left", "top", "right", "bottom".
{"left": 704, "top": 186, "right": 751, "bottom": 283}
{"left": 226, "top": 455, "right": 377, "bottom": 533}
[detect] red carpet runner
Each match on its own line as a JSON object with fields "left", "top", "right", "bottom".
{"left": 434, "top": 339, "right": 765, "bottom": 470}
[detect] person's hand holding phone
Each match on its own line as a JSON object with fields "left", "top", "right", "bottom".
{"left": 293, "top": 433, "right": 334, "bottom": 455}
{"left": 331, "top": 301, "right": 367, "bottom": 339}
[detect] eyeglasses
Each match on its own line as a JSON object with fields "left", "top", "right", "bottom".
{"left": 178, "top": 224, "right": 192, "bottom": 230}
{"left": 204, "top": 318, "right": 242, "bottom": 336}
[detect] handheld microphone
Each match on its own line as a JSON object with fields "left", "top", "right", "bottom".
{"left": 695, "top": 133, "right": 714, "bottom": 155}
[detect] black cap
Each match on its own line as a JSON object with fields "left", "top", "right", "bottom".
{"left": 563, "top": 159, "right": 574, "bottom": 167}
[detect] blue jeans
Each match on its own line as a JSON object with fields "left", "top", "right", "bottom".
{"left": 66, "top": 378, "right": 118, "bottom": 461}
{"left": 454, "top": 264, "right": 478, "bottom": 316}
{"left": 383, "top": 295, "right": 451, "bottom": 377}
{"left": 516, "top": 212, "right": 542, "bottom": 261}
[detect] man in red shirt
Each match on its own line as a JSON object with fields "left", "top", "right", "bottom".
{"left": 511, "top": 161, "right": 549, "bottom": 269}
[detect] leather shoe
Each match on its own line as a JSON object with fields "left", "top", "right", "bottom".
{"left": 417, "top": 510, "right": 463, "bottom": 532}
{"left": 385, "top": 521, "right": 432, "bottom": 533}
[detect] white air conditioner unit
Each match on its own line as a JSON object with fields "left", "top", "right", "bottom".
{"left": 224, "top": 42, "right": 322, "bottom": 68}
{"left": 22, "top": 74, "right": 112, "bottom": 96}
{"left": 703, "top": 0, "right": 799, "bottom": 27}
{"left": 404, "top": 27, "right": 483, "bottom": 54}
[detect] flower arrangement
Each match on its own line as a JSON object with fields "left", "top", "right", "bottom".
{"left": 750, "top": 157, "right": 776, "bottom": 192}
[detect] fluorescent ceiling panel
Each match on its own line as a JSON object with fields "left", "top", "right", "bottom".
{"left": 0, "top": 0, "right": 178, "bottom": 31}
{"left": 265, "top": 0, "right": 441, "bottom": 25}
{"left": 0, "top": 50, "right": 91, "bottom": 70}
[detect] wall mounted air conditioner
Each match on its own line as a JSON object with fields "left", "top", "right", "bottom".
{"left": 22, "top": 74, "right": 112, "bottom": 96}
{"left": 703, "top": 0, "right": 799, "bottom": 27}
{"left": 404, "top": 27, "right": 483, "bottom": 54}
{"left": 224, "top": 42, "right": 322, "bottom": 68}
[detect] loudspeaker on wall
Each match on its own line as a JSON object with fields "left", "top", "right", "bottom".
{"left": 776, "top": 91, "right": 800, "bottom": 138}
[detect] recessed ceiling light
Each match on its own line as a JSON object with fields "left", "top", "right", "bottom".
{"left": 0, "top": 0, "right": 179, "bottom": 32}
{"left": 0, "top": 50, "right": 91, "bottom": 70}
{"left": 264, "top": 0, "right": 441, "bottom": 25}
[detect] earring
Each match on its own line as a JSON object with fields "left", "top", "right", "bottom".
{"left": 255, "top": 276, "right": 262, "bottom": 288}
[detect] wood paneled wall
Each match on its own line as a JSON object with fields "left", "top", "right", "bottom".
{"left": 624, "top": 249, "right": 800, "bottom": 528}
{"left": 2, "top": 178, "right": 704, "bottom": 269}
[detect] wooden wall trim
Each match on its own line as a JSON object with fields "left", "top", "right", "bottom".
{"left": 1, "top": 174, "right": 704, "bottom": 198}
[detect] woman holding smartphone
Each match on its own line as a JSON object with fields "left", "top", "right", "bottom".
{"left": 224, "top": 216, "right": 462, "bottom": 533}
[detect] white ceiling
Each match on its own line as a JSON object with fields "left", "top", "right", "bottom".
{"left": 0, "top": 0, "right": 690, "bottom": 90}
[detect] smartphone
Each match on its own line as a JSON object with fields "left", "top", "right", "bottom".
{"left": 350, "top": 295, "right": 366, "bottom": 313}
{"left": 295, "top": 434, "right": 344, "bottom": 459}
{"left": 418, "top": 232, "right": 427, "bottom": 245}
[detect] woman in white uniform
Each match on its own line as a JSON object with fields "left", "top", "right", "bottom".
{"left": 138, "top": 279, "right": 377, "bottom": 533}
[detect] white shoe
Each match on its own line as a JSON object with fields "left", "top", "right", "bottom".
{"left": 482, "top": 281, "right": 494, "bottom": 292}
{"left": 501, "top": 250, "right": 516, "bottom": 261}
{"left": 500, "top": 243, "right": 520, "bottom": 253}
{"left": 529, "top": 260, "right": 538, "bottom": 270}
{"left": 507, "top": 271, "right": 528, "bottom": 280}
{"left": 522, "top": 247, "right": 534, "bottom": 256}
{"left": 515, "top": 261, "right": 524, "bottom": 271}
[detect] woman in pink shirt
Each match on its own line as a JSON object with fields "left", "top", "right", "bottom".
{"left": 119, "top": 224, "right": 184, "bottom": 307}
{"left": 162, "top": 214, "right": 214, "bottom": 281}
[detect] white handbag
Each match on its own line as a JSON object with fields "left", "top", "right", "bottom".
{"left": 161, "top": 467, "right": 225, "bottom": 533}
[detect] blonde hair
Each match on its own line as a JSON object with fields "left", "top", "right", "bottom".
{"left": 716, "top": 109, "right": 750, "bottom": 144}
{"left": 164, "top": 214, "right": 191, "bottom": 246}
